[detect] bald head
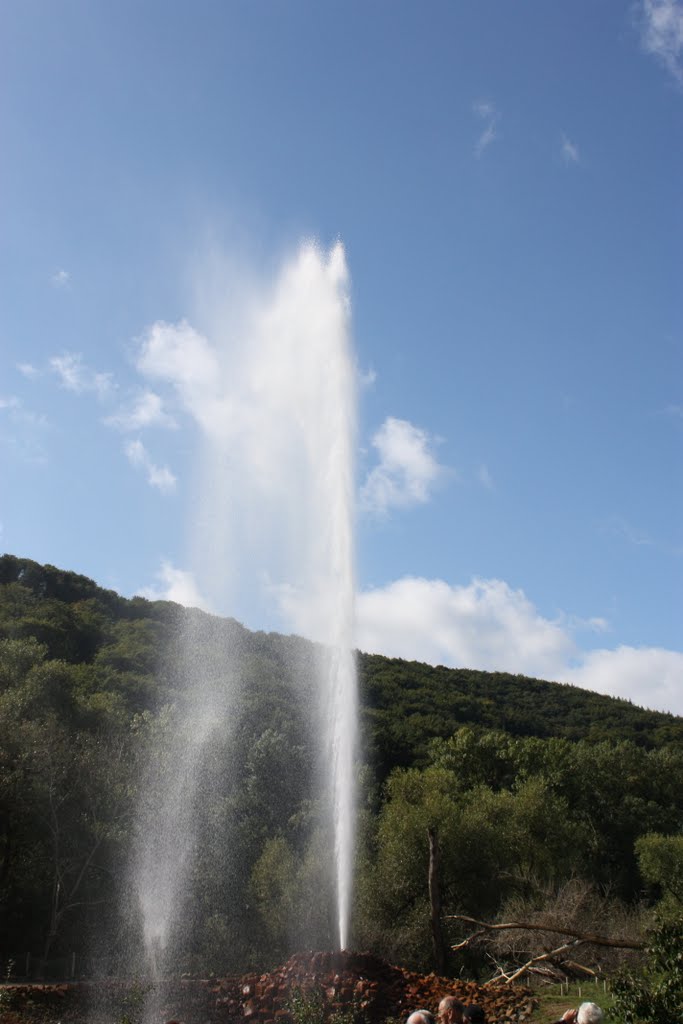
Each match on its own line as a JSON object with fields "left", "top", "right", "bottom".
{"left": 407, "top": 1012, "right": 435, "bottom": 1024}
{"left": 438, "top": 997, "right": 464, "bottom": 1024}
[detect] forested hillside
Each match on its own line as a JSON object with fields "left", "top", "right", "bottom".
{"left": 1, "top": 554, "right": 682, "bottom": 978}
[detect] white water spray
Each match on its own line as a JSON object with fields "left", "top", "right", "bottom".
{"left": 134, "top": 240, "right": 358, "bottom": 965}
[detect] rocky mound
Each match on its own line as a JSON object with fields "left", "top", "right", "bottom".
{"left": 207, "top": 950, "right": 536, "bottom": 1024}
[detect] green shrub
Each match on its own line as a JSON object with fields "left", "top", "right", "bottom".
{"left": 611, "top": 918, "right": 683, "bottom": 1023}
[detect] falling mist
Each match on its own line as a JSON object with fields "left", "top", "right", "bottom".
{"left": 132, "top": 241, "right": 358, "bottom": 983}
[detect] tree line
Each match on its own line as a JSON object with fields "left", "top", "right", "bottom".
{"left": 0, "top": 554, "right": 681, "bottom": 979}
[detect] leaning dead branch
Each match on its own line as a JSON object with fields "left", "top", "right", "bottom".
{"left": 447, "top": 914, "right": 643, "bottom": 951}
{"left": 447, "top": 914, "right": 644, "bottom": 985}
{"left": 484, "top": 939, "right": 583, "bottom": 986}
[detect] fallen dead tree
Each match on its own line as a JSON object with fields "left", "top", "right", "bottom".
{"left": 446, "top": 913, "right": 644, "bottom": 986}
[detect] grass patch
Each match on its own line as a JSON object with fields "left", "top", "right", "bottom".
{"left": 526, "top": 980, "right": 615, "bottom": 1021}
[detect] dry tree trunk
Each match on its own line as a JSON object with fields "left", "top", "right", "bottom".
{"left": 446, "top": 914, "right": 643, "bottom": 985}
{"left": 428, "top": 827, "right": 447, "bottom": 974}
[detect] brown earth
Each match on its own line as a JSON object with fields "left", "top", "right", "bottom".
{"left": 0, "top": 950, "right": 537, "bottom": 1024}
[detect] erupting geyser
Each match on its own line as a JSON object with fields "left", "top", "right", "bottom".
{"left": 133, "top": 240, "right": 358, "bottom": 987}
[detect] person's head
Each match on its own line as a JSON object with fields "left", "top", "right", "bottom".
{"left": 577, "top": 1004, "right": 603, "bottom": 1024}
{"left": 407, "top": 1011, "right": 435, "bottom": 1024}
{"left": 438, "top": 997, "right": 464, "bottom": 1024}
{"left": 463, "top": 1006, "right": 486, "bottom": 1024}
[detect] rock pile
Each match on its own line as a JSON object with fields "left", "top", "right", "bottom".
{"left": 206, "top": 950, "right": 536, "bottom": 1024}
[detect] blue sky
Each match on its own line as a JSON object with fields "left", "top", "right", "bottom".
{"left": 1, "top": 1, "right": 682, "bottom": 713}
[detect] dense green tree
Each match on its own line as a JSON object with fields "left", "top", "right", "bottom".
{"left": 612, "top": 918, "right": 683, "bottom": 1024}
{"left": 636, "top": 833, "right": 683, "bottom": 915}
{"left": 250, "top": 828, "right": 336, "bottom": 963}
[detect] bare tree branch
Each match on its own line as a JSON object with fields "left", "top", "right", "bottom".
{"left": 485, "top": 939, "right": 583, "bottom": 986}
{"left": 446, "top": 914, "right": 643, "bottom": 950}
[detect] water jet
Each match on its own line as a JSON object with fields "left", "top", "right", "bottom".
{"left": 132, "top": 241, "right": 358, "bottom": 1000}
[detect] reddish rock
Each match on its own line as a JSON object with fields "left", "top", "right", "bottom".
{"left": 0, "top": 950, "right": 536, "bottom": 1024}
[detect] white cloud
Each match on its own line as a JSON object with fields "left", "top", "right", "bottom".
{"left": 354, "top": 575, "right": 683, "bottom": 715}
{"left": 51, "top": 269, "right": 70, "bottom": 287}
{"left": 147, "top": 463, "right": 177, "bottom": 492}
{"left": 135, "top": 319, "right": 222, "bottom": 436}
{"left": 138, "top": 560, "right": 212, "bottom": 610}
{"left": 561, "top": 134, "right": 580, "bottom": 164}
{"left": 356, "top": 576, "right": 573, "bottom": 680}
{"left": 361, "top": 416, "right": 443, "bottom": 515}
{"left": 124, "top": 438, "right": 176, "bottom": 493}
{"left": 640, "top": 0, "right": 683, "bottom": 80}
{"left": 473, "top": 99, "right": 499, "bottom": 157}
{"left": 16, "top": 362, "right": 39, "bottom": 378}
{"left": 105, "top": 390, "right": 177, "bottom": 431}
{"left": 568, "top": 646, "right": 683, "bottom": 716}
{"left": 50, "top": 352, "right": 113, "bottom": 398}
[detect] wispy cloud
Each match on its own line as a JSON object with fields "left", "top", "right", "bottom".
{"left": 361, "top": 416, "right": 444, "bottom": 515}
{"left": 0, "top": 396, "right": 48, "bottom": 428}
{"left": 605, "top": 515, "right": 682, "bottom": 558}
{"left": 0, "top": 395, "right": 49, "bottom": 462}
{"left": 359, "top": 366, "right": 377, "bottom": 389}
{"left": 138, "top": 560, "right": 212, "bottom": 610}
{"left": 124, "top": 439, "right": 176, "bottom": 493}
{"left": 355, "top": 574, "right": 683, "bottom": 715}
{"left": 639, "top": 0, "right": 683, "bottom": 81}
{"left": 606, "top": 516, "right": 654, "bottom": 548}
{"left": 561, "top": 133, "right": 580, "bottom": 164}
{"left": 564, "top": 613, "right": 610, "bottom": 635}
{"left": 473, "top": 99, "right": 496, "bottom": 118}
{"left": 105, "top": 390, "right": 177, "bottom": 431}
{"left": 473, "top": 99, "right": 499, "bottom": 157}
{"left": 16, "top": 362, "right": 39, "bottom": 378}
{"left": 50, "top": 352, "right": 113, "bottom": 398}
{"left": 477, "top": 463, "right": 495, "bottom": 490}
{"left": 51, "top": 269, "right": 70, "bottom": 287}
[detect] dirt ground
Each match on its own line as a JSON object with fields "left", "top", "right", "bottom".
{"left": 0, "top": 950, "right": 538, "bottom": 1024}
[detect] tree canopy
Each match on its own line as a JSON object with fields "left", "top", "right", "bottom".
{"left": 1, "top": 554, "right": 682, "bottom": 978}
